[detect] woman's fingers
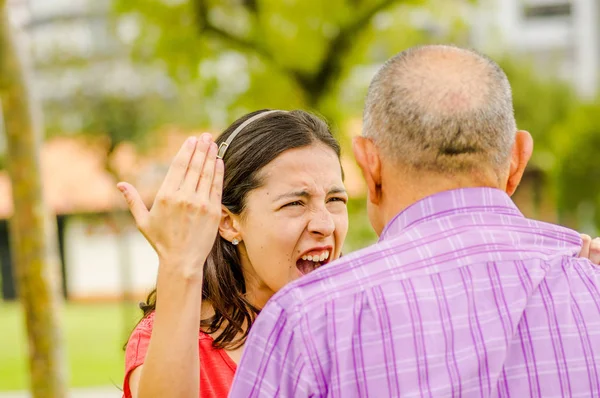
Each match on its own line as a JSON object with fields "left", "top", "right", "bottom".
{"left": 579, "top": 234, "right": 600, "bottom": 265}
{"left": 580, "top": 234, "right": 592, "bottom": 259}
{"left": 157, "top": 136, "right": 197, "bottom": 195}
{"left": 589, "top": 238, "right": 600, "bottom": 265}
{"left": 210, "top": 159, "right": 225, "bottom": 203}
{"left": 180, "top": 134, "right": 212, "bottom": 194}
{"left": 118, "top": 135, "right": 224, "bottom": 276}
{"left": 197, "top": 142, "right": 218, "bottom": 198}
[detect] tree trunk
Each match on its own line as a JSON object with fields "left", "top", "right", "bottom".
{"left": 0, "top": 3, "right": 69, "bottom": 397}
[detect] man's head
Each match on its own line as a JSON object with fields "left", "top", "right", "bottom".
{"left": 353, "top": 45, "right": 533, "bottom": 234}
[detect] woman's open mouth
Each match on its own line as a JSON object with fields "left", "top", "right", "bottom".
{"left": 296, "top": 248, "right": 332, "bottom": 275}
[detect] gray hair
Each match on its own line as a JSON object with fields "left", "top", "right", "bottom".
{"left": 363, "top": 45, "right": 517, "bottom": 173}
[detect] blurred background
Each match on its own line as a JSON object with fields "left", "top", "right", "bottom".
{"left": 1, "top": 0, "right": 599, "bottom": 395}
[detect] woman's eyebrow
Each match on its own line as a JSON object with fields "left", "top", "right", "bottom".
{"left": 274, "top": 187, "right": 347, "bottom": 201}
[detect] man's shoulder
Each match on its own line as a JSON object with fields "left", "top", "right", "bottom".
{"left": 266, "top": 213, "right": 584, "bottom": 318}
{"left": 513, "top": 216, "right": 583, "bottom": 253}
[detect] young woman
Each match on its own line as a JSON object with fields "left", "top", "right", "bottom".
{"left": 120, "top": 109, "right": 600, "bottom": 397}
{"left": 120, "top": 110, "right": 349, "bottom": 397}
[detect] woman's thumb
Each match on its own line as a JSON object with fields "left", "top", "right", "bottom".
{"left": 117, "top": 182, "right": 148, "bottom": 225}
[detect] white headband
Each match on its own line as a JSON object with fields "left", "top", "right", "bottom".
{"left": 216, "top": 110, "right": 287, "bottom": 159}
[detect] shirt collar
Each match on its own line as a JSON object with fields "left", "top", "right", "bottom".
{"left": 379, "top": 187, "right": 524, "bottom": 241}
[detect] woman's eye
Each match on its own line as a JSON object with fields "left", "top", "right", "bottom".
{"left": 284, "top": 201, "right": 303, "bottom": 207}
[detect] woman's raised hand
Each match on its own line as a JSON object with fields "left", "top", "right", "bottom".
{"left": 117, "top": 133, "right": 224, "bottom": 280}
{"left": 579, "top": 234, "right": 600, "bottom": 265}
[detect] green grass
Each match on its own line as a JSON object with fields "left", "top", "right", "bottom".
{"left": 0, "top": 301, "right": 140, "bottom": 391}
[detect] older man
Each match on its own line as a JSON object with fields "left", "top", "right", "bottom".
{"left": 229, "top": 45, "right": 600, "bottom": 397}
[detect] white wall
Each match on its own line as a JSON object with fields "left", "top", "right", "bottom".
{"left": 471, "top": 0, "right": 599, "bottom": 98}
{"left": 63, "top": 214, "right": 159, "bottom": 300}
{"left": 572, "top": 0, "right": 599, "bottom": 99}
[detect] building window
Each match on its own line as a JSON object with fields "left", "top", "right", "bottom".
{"left": 523, "top": 2, "right": 572, "bottom": 19}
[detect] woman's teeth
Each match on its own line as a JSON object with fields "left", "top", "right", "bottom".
{"left": 301, "top": 251, "right": 330, "bottom": 262}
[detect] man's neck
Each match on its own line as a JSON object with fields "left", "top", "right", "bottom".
{"left": 379, "top": 169, "right": 504, "bottom": 228}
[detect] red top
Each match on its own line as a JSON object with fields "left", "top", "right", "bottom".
{"left": 123, "top": 312, "right": 237, "bottom": 398}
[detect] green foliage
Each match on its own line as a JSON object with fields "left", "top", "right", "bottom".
{"left": 498, "top": 57, "right": 600, "bottom": 230}
{"left": 76, "top": 94, "right": 154, "bottom": 151}
{"left": 551, "top": 104, "right": 600, "bottom": 229}
{"left": 111, "top": 0, "right": 471, "bottom": 128}
{"left": 499, "top": 58, "right": 578, "bottom": 172}
{"left": 345, "top": 196, "right": 378, "bottom": 251}
{"left": 42, "top": 91, "right": 177, "bottom": 170}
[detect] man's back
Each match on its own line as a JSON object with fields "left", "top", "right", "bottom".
{"left": 229, "top": 188, "right": 600, "bottom": 397}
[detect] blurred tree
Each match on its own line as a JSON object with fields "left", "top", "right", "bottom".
{"left": 551, "top": 103, "right": 600, "bottom": 232}
{"left": 73, "top": 93, "right": 161, "bottom": 161}
{"left": 497, "top": 58, "right": 579, "bottom": 220}
{"left": 113, "top": 0, "right": 470, "bottom": 128}
{"left": 0, "top": 2, "right": 68, "bottom": 397}
{"left": 497, "top": 57, "right": 600, "bottom": 231}
{"left": 500, "top": 59, "right": 578, "bottom": 172}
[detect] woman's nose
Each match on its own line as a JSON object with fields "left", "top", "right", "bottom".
{"left": 307, "top": 208, "right": 335, "bottom": 237}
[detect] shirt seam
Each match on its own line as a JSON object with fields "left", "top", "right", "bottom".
{"left": 267, "top": 297, "right": 318, "bottom": 395}
{"left": 294, "top": 303, "right": 319, "bottom": 395}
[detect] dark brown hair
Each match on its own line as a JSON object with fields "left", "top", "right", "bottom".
{"left": 138, "top": 109, "right": 341, "bottom": 349}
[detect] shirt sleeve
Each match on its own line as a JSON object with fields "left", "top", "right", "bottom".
{"left": 122, "top": 318, "right": 153, "bottom": 398}
{"left": 228, "top": 300, "right": 316, "bottom": 398}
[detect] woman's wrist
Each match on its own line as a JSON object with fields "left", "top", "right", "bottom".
{"left": 154, "top": 263, "right": 204, "bottom": 314}
{"left": 157, "top": 257, "right": 205, "bottom": 284}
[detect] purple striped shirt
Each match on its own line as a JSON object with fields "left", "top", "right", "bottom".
{"left": 229, "top": 188, "right": 600, "bottom": 398}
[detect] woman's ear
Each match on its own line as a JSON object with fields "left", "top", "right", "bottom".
{"left": 219, "top": 206, "right": 242, "bottom": 243}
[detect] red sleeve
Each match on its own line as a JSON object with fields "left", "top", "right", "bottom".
{"left": 121, "top": 311, "right": 236, "bottom": 398}
{"left": 122, "top": 314, "right": 154, "bottom": 398}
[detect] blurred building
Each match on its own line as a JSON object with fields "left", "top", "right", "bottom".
{"left": 471, "top": 0, "right": 600, "bottom": 98}
{"left": 6, "top": 0, "right": 168, "bottom": 131}
{"left": 2, "top": 0, "right": 146, "bottom": 301}
{"left": 1, "top": 0, "right": 175, "bottom": 301}
{"left": 0, "top": 134, "right": 168, "bottom": 302}
{"left": 8, "top": 0, "right": 117, "bottom": 101}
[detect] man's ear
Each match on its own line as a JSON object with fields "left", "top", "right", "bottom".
{"left": 505, "top": 130, "right": 533, "bottom": 196}
{"left": 219, "top": 206, "right": 242, "bottom": 243}
{"left": 352, "top": 136, "right": 383, "bottom": 205}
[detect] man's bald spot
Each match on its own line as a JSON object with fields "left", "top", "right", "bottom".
{"left": 395, "top": 46, "right": 495, "bottom": 114}
{"left": 363, "top": 45, "right": 516, "bottom": 173}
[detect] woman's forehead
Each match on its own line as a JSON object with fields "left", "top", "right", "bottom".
{"left": 258, "top": 146, "right": 343, "bottom": 188}
{"left": 259, "top": 172, "right": 344, "bottom": 196}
